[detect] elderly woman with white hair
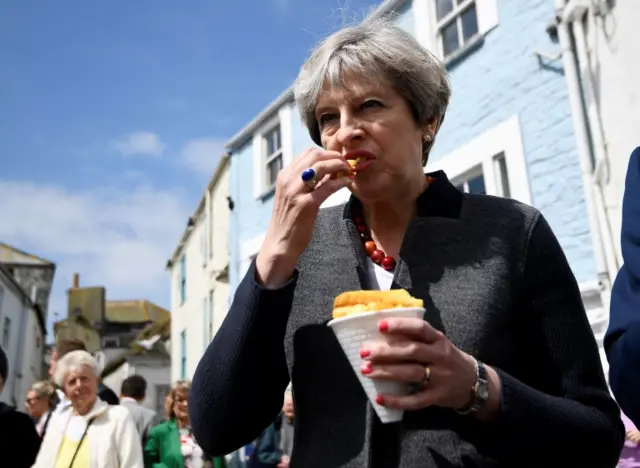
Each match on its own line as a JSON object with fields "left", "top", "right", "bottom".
{"left": 33, "top": 350, "right": 143, "bottom": 468}
{"left": 190, "top": 17, "right": 623, "bottom": 468}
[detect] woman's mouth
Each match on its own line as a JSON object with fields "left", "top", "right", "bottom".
{"left": 345, "top": 150, "right": 376, "bottom": 174}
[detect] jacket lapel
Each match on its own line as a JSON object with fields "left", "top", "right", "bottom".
{"left": 166, "top": 419, "right": 185, "bottom": 467}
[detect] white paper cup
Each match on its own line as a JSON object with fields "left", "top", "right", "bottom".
{"left": 327, "top": 307, "right": 425, "bottom": 423}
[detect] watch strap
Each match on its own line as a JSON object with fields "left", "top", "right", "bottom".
{"left": 455, "top": 359, "right": 489, "bottom": 416}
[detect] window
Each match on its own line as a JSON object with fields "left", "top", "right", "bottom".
{"left": 455, "top": 165, "right": 487, "bottom": 194}
{"left": 2, "top": 316, "right": 10, "bottom": 349}
{"left": 427, "top": 117, "right": 531, "bottom": 205}
{"left": 102, "top": 337, "right": 120, "bottom": 348}
{"left": 179, "top": 255, "right": 186, "bottom": 304}
{"left": 180, "top": 330, "right": 187, "bottom": 379}
{"left": 453, "top": 154, "right": 511, "bottom": 197}
{"left": 263, "top": 125, "right": 283, "bottom": 189}
{"left": 493, "top": 153, "right": 511, "bottom": 198}
{"left": 436, "top": 0, "right": 479, "bottom": 58}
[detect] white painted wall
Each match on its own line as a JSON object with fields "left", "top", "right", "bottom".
{"left": 170, "top": 216, "right": 207, "bottom": 383}
{"left": 584, "top": 2, "right": 640, "bottom": 263}
{"left": 207, "top": 165, "right": 231, "bottom": 339}
{"left": 0, "top": 275, "right": 45, "bottom": 407}
{"left": 169, "top": 161, "right": 231, "bottom": 383}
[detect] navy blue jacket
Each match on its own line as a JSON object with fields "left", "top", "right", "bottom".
{"left": 605, "top": 146, "right": 640, "bottom": 426}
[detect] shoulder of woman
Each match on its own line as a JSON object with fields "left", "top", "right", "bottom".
{"left": 104, "top": 404, "right": 135, "bottom": 423}
{"left": 462, "top": 193, "right": 542, "bottom": 235}
{"left": 148, "top": 419, "right": 172, "bottom": 434}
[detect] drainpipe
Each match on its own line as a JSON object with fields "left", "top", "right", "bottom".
{"left": 554, "top": 0, "right": 612, "bottom": 309}
{"left": 564, "top": 1, "right": 620, "bottom": 279}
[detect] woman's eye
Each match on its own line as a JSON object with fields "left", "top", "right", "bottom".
{"left": 361, "top": 100, "right": 382, "bottom": 109}
{"left": 319, "top": 114, "right": 337, "bottom": 126}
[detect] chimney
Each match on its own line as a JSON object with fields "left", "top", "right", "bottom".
{"left": 72, "top": 273, "right": 79, "bottom": 289}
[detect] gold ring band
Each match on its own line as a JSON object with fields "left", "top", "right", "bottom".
{"left": 420, "top": 366, "right": 431, "bottom": 389}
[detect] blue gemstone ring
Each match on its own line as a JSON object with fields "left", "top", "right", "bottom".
{"left": 301, "top": 167, "right": 318, "bottom": 189}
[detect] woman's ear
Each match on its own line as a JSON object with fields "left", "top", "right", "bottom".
{"left": 421, "top": 117, "right": 439, "bottom": 138}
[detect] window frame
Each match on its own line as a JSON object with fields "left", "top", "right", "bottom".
{"left": 252, "top": 104, "right": 293, "bottom": 199}
{"left": 102, "top": 336, "right": 120, "bottom": 348}
{"left": 435, "top": 0, "right": 480, "bottom": 60}
{"left": 263, "top": 124, "right": 284, "bottom": 190}
{"left": 427, "top": 116, "right": 532, "bottom": 205}
{"left": 180, "top": 329, "right": 187, "bottom": 379}
{"left": 179, "top": 255, "right": 187, "bottom": 305}
{"left": 412, "top": 0, "right": 500, "bottom": 65}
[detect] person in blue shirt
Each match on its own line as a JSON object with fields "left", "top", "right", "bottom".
{"left": 605, "top": 146, "right": 640, "bottom": 427}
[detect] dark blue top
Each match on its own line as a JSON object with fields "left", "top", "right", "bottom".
{"left": 605, "top": 147, "right": 640, "bottom": 427}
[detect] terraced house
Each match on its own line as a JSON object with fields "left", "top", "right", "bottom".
{"left": 167, "top": 153, "right": 231, "bottom": 382}
{"left": 222, "top": 0, "right": 639, "bottom": 375}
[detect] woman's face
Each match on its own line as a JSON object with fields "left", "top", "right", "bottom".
{"left": 63, "top": 365, "right": 98, "bottom": 414}
{"left": 25, "top": 390, "right": 49, "bottom": 419}
{"left": 316, "top": 73, "right": 434, "bottom": 203}
{"left": 172, "top": 388, "right": 189, "bottom": 422}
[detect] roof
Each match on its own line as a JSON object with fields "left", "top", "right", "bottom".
{"left": 101, "top": 316, "right": 171, "bottom": 379}
{"left": 105, "top": 300, "right": 170, "bottom": 324}
{"left": 224, "top": 0, "right": 407, "bottom": 150}
{"left": 0, "top": 242, "right": 55, "bottom": 267}
{"left": 0, "top": 263, "right": 46, "bottom": 335}
{"left": 166, "top": 152, "right": 231, "bottom": 268}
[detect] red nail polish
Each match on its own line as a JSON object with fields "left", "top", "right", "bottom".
{"left": 361, "top": 362, "right": 372, "bottom": 374}
{"left": 379, "top": 320, "right": 389, "bottom": 333}
{"left": 360, "top": 349, "right": 370, "bottom": 358}
{"left": 375, "top": 395, "right": 385, "bottom": 405}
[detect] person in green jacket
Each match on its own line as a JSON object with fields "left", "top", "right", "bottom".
{"left": 144, "top": 380, "right": 226, "bottom": 468}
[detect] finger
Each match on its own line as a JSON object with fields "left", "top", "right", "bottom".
{"left": 379, "top": 317, "right": 443, "bottom": 344}
{"left": 361, "top": 362, "right": 426, "bottom": 383}
{"left": 309, "top": 177, "right": 353, "bottom": 205}
{"left": 308, "top": 159, "right": 352, "bottom": 182}
{"left": 376, "top": 389, "right": 437, "bottom": 411}
{"left": 361, "top": 339, "right": 432, "bottom": 364}
{"left": 292, "top": 148, "right": 344, "bottom": 170}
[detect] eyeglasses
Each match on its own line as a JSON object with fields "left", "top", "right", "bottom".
{"left": 25, "top": 397, "right": 40, "bottom": 405}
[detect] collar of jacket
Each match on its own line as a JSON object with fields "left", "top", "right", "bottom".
{"left": 60, "top": 397, "right": 109, "bottom": 421}
{"left": 342, "top": 170, "right": 462, "bottom": 222}
{"left": 339, "top": 170, "right": 463, "bottom": 273}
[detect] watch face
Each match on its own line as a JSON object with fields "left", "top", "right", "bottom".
{"left": 478, "top": 383, "right": 489, "bottom": 400}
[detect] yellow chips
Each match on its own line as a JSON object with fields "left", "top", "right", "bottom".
{"left": 332, "top": 289, "right": 423, "bottom": 319}
{"left": 336, "top": 158, "right": 360, "bottom": 179}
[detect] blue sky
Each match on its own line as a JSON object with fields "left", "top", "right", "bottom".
{"left": 0, "top": 0, "right": 381, "bottom": 336}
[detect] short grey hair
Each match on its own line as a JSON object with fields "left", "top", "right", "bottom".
{"left": 294, "top": 16, "right": 451, "bottom": 165}
{"left": 30, "top": 380, "right": 56, "bottom": 399}
{"left": 54, "top": 350, "right": 102, "bottom": 387}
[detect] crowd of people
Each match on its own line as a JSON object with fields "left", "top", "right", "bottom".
{"left": 0, "top": 338, "right": 294, "bottom": 468}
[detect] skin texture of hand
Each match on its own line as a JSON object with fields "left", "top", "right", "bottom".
{"left": 360, "top": 316, "right": 502, "bottom": 420}
{"left": 256, "top": 148, "right": 352, "bottom": 289}
{"left": 277, "top": 454, "right": 291, "bottom": 468}
{"left": 627, "top": 430, "right": 640, "bottom": 444}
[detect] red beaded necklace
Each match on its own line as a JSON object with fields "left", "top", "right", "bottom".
{"left": 352, "top": 176, "right": 435, "bottom": 272}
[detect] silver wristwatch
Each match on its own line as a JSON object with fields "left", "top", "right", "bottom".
{"left": 455, "top": 358, "right": 489, "bottom": 416}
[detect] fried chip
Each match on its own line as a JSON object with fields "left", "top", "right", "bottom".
{"left": 336, "top": 158, "right": 360, "bottom": 179}
{"left": 332, "top": 289, "right": 423, "bottom": 319}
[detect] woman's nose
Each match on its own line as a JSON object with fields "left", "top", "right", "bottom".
{"left": 336, "top": 117, "right": 365, "bottom": 147}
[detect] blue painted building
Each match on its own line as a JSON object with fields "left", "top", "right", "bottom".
{"left": 224, "top": 0, "right": 608, "bottom": 361}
